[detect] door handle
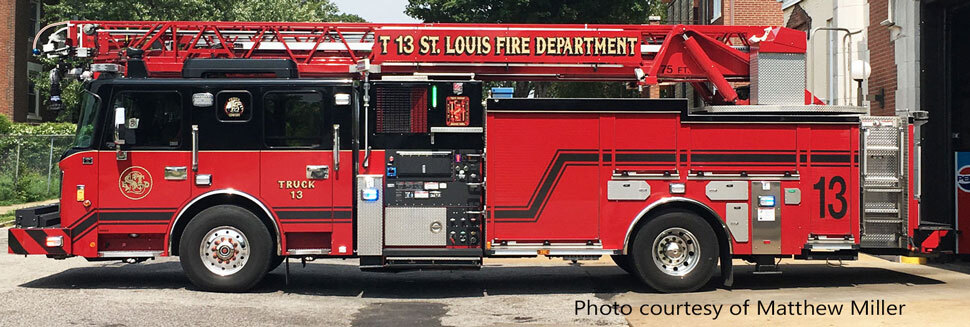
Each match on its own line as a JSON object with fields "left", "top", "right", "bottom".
{"left": 333, "top": 124, "right": 340, "bottom": 172}
{"left": 191, "top": 125, "right": 199, "bottom": 172}
{"left": 307, "top": 165, "right": 330, "bottom": 180}
{"left": 164, "top": 166, "right": 188, "bottom": 180}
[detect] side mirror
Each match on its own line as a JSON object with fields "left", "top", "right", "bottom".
{"left": 114, "top": 107, "right": 125, "bottom": 127}
{"left": 113, "top": 107, "right": 136, "bottom": 147}
{"left": 114, "top": 107, "right": 126, "bottom": 145}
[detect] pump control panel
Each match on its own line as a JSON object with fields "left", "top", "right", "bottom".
{"left": 385, "top": 150, "right": 483, "bottom": 247}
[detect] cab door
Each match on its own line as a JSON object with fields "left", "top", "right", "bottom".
{"left": 97, "top": 88, "right": 191, "bottom": 246}
{"left": 259, "top": 88, "right": 337, "bottom": 254}
{"left": 190, "top": 88, "right": 262, "bottom": 202}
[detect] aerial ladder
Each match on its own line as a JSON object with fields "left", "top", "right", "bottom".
{"left": 36, "top": 21, "right": 825, "bottom": 106}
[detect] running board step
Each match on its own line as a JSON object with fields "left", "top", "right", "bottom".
{"left": 379, "top": 257, "right": 483, "bottom": 270}
{"left": 917, "top": 223, "right": 954, "bottom": 231}
{"left": 374, "top": 248, "right": 484, "bottom": 269}
{"left": 489, "top": 241, "right": 619, "bottom": 256}
{"left": 752, "top": 256, "right": 782, "bottom": 275}
{"left": 804, "top": 235, "right": 858, "bottom": 252}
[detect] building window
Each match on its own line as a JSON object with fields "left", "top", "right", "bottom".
{"left": 27, "top": 81, "right": 37, "bottom": 119}
{"left": 26, "top": 1, "right": 43, "bottom": 120}
{"left": 883, "top": 0, "right": 897, "bottom": 26}
{"left": 27, "top": 0, "right": 41, "bottom": 45}
{"left": 26, "top": 62, "right": 42, "bottom": 120}
{"left": 781, "top": 0, "right": 803, "bottom": 10}
{"left": 710, "top": 0, "right": 722, "bottom": 23}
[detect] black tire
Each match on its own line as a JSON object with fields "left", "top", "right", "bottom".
{"left": 268, "top": 255, "right": 285, "bottom": 272}
{"left": 630, "top": 210, "right": 718, "bottom": 293}
{"left": 610, "top": 255, "right": 636, "bottom": 275}
{"left": 179, "top": 205, "right": 272, "bottom": 292}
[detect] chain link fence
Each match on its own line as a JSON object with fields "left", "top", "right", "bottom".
{"left": 0, "top": 135, "right": 74, "bottom": 206}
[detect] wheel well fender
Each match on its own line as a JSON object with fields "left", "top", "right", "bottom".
{"left": 623, "top": 197, "right": 734, "bottom": 261}
{"left": 168, "top": 190, "right": 281, "bottom": 256}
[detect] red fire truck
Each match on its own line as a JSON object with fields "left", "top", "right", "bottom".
{"left": 9, "top": 21, "right": 935, "bottom": 292}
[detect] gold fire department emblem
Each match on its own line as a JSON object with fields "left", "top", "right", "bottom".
{"left": 224, "top": 97, "right": 245, "bottom": 118}
{"left": 119, "top": 166, "right": 152, "bottom": 200}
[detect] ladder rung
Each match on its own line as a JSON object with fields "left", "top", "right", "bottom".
{"left": 864, "top": 208, "right": 899, "bottom": 214}
{"left": 863, "top": 188, "right": 902, "bottom": 192}
{"left": 863, "top": 219, "right": 904, "bottom": 224}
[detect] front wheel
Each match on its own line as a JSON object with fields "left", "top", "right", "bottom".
{"left": 179, "top": 205, "right": 273, "bottom": 292}
{"left": 630, "top": 210, "right": 718, "bottom": 293}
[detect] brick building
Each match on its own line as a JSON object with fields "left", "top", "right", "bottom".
{"left": 866, "top": 0, "right": 895, "bottom": 115}
{"left": 1, "top": 0, "right": 44, "bottom": 122}
{"left": 666, "top": 0, "right": 783, "bottom": 25}
{"left": 716, "top": 0, "right": 784, "bottom": 25}
{"left": 663, "top": 0, "right": 784, "bottom": 107}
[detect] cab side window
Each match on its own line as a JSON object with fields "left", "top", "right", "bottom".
{"left": 112, "top": 91, "right": 183, "bottom": 148}
{"left": 264, "top": 91, "right": 324, "bottom": 148}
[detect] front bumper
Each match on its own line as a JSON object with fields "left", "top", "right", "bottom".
{"left": 8, "top": 228, "right": 71, "bottom": 256}
{"left": 7, "top": 204, "right": 72, "bottom": 257}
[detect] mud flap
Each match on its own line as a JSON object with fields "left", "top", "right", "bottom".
{"left": 720, "top": 247, "right": 734, "bottom": 287}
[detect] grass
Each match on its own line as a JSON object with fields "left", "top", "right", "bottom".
{"left": 0, "top": 196, "right": 59, "bottom": 207}
{"left": 0, "top": 211, "right": 15, "bottom": 225}
{"left": 0, "top": 199, "right": 49, "bottom": 207}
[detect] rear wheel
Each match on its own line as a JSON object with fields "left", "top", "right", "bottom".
{"left": 630, "top": 210, "right": 718, "bottom": 292}
{"left": 179, "top": 205, "right": 272, "bottom": 292}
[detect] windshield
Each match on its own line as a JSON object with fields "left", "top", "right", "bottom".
{"left": 72, "top": 91, "right": 99, "bottom": 148}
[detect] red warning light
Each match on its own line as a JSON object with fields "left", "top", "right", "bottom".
{"left": 446, "top": 96, "right": 470, "bottom": 127}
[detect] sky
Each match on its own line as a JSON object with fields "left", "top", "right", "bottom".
{"left": 331, "top": 0, "right": 422, "bottom": 23}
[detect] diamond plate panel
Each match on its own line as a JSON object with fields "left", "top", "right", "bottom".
{"left": 384, "top": 207, "right": 448, "bottom": 246}
{"left": 356, "top": 175, "right": 383, "bottom": 256}
{"left": 750, "top": 52, "right": 806, "bottom": 105}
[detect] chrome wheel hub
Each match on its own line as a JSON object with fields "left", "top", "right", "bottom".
{"left": 652, "top": 227, "right": 699, "bottom": 277}
{"left": 199, "top": 226, "right": 250, "bottom": 276}
{"left": 664, "top": 242, "right": 683, "bottom": 259}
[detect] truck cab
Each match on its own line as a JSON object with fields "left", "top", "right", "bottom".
{"left": 12, "top": 59, "right": 489, "bottom": 291}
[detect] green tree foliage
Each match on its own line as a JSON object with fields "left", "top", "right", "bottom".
{"left": 0, "top": 119, "right": 75, "bottom": 205}
{"left": 43, "top": 0, "right": 365, "bottom": 23}
{"left": 406, "top": 0, "right": 666, "bottom": 98}
{"left": 406, "top": 0, "right": 664, "bottom": 24}
{"left": 29, "top": 56, "right": 87, "bottom": 122}
{"left": 0, "top": 114, "right": 12, "bottom": 134}
{"left": 34, "top": 0, "right": 364, "bottom": 122}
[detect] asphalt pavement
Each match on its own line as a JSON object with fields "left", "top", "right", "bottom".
{"left": 2, "top": 228, "right": 969, "bottom": 326}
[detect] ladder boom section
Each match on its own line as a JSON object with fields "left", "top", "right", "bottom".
{"left": 52, "top": 21, "right": 806, "bottom": 85}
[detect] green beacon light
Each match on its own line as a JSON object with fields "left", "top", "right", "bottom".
{"left": 432, "top": 85, "right": 438, "bottom": 108}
